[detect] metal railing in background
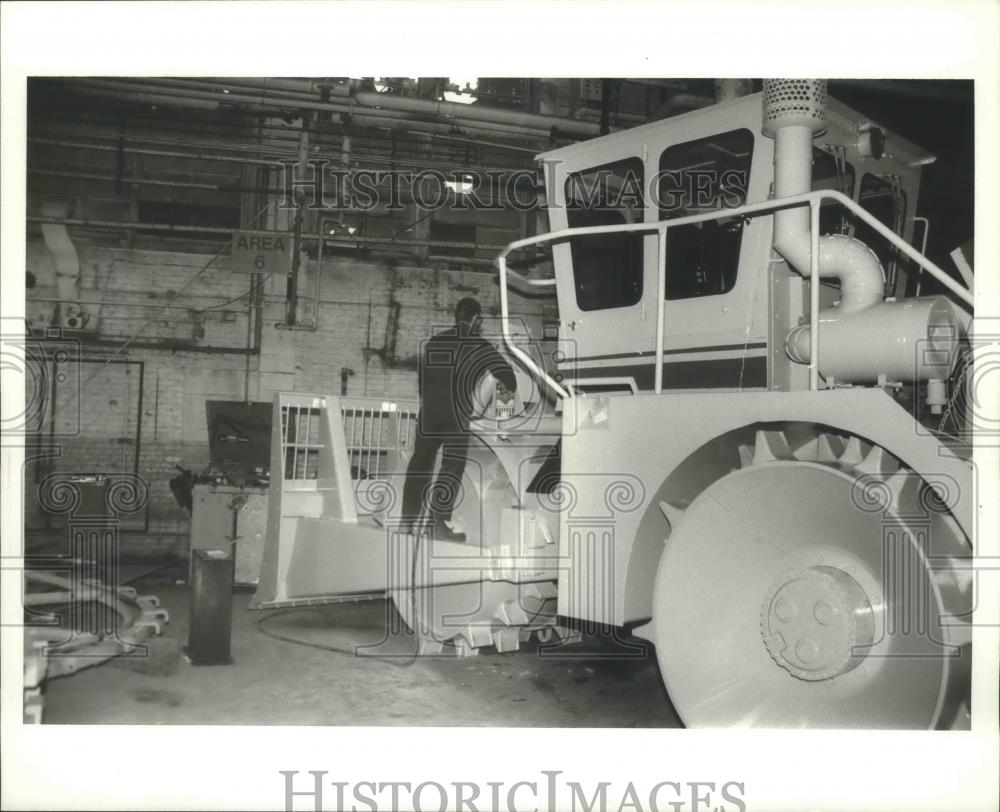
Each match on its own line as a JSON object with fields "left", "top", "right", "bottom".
{"left": 496, "top": 189, "right": 974, "bottom": 397}
{"left": 279, "top": 395, "right": 418, "bottom": 483}
{"left": 339, "top": 397, "right": 418, "bottom": 481}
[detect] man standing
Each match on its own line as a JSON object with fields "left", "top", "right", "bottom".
{"left": 401, "top": 297, "right": 517, "bottom": 541}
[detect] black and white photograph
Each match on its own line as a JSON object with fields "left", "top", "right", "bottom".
{"left": 2, "top": 2, "right": 998, "bottom": 811}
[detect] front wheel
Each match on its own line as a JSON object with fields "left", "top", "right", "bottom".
{"left": 649, "top": 429, "right": 971, "bottom": 729}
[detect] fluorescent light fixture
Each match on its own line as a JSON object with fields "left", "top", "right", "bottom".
{"left": 444, "top": 77, "right": 477, "bottom": 105}
{"left": 446, "top": 176, "right": 475, "bottom": 195}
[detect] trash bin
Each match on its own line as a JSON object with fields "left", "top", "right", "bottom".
{"left": 187, "top": 549, "right": 235, "bottom": 666}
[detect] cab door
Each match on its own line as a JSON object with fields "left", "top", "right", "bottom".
{"left": 547, "top": 153, "right": 657, "bottom": 384}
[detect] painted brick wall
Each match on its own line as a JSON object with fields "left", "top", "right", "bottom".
{"left": 25, "top": 242, "right": 556, "bottom": 559}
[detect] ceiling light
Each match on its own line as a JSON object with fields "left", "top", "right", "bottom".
{"left": 446, "top": 176, "right": 475, "bottom": 195}
{"left": 444, "top": 91, "right": 476, "bottom": 105}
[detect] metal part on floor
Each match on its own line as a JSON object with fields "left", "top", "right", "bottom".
{"left": 23, "top": 571, "right": 170, "bottom": 723}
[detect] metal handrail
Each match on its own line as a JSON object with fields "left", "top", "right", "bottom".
{"left": 496, "top": 189, "right": 974, "bottom": 398}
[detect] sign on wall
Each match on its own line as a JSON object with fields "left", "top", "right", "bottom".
{"left": 230, "top": 232, "right": 290, "bottom": 275}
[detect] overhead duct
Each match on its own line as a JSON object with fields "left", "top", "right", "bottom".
{"left": 763, "top": 79, "right": 957, "bottom": 384}
{"left": 714, "top": 79, "right": 754, "bottom": 102}
{"left": 40, "top": 200, "right": 90, "bottom": 330}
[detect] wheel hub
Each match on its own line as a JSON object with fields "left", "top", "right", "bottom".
{"left": 761, "top": 565, "right": 875, "bottom": 681}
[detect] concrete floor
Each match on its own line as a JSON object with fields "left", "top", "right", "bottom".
{"left": 41, "top": 573, "right": 683, "bottom": 727}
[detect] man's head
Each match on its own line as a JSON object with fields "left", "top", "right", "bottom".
{"left": 454, "top": 297, "right": 482, "bottom": 334}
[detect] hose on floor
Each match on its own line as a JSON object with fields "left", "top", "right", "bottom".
{"left": 256, "top": 606, "right": 420, "bottom": 668}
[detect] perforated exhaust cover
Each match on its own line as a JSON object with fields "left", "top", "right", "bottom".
{"left": 762, "top": 79, "right": 828, "bottom": 136}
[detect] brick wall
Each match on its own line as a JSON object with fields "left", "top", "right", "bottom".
{"left": 25, "top": 242, "right": 555, "bottom": 559}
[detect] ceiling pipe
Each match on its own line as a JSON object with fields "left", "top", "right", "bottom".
{"left": 181, "top": 77, "right": 352, "bottom": 97}
{"left": 647, "top": 92, "right": 716, "bottom": 122}
{"left": 345, "top": 112, "right": 559, "bottom": 141}
{"left": 351, "top": 90, "right": 607, "bottom": 136}
{"left": 123, "top": 77, "right": 348, "bottom": 106}
{"left": 91, "top": 76, "right": 605, "bottom": 138}
{"left": 71, "top": 79, "right": 570, "bottom": 143}
{"left": 64, "top": 85, "right": 224, "bottom": 112}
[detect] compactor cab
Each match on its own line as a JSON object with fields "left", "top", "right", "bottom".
{"left": 539, "top": 91, "right": 931, "bottom": 394}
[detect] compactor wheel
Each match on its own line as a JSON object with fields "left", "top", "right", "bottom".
{"left": 391, "top": 578, "right": 557, "bottom": 656}
{"left": 384, "top": 455, "right": 559, "bottom": 656}
{"left": 651, "top": 428, "right": 971, "bottom": 729}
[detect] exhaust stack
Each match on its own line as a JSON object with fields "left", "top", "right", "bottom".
{"left": 763, "top": 79, "right": 958, "bottom": 384}
{"left": 763, "top": 79, "right": 884, "bottom": 312}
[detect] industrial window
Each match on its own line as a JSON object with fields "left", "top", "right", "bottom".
{"left": 658, "top": 129, "right": 754, "bottom": 299}
{"left": 429, "top": 220, "right": 476, "bottom": 258}
{"left": 564, "top": 157, "right": 645, "bottom": 312}
{"left": 137, "top": 200, "right": 240, "bottom": 242}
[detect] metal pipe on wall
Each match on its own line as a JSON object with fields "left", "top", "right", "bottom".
{"left": 28, "top": 167, "right": 248, "bottom": 192}
{"left": 286, "top": 119, "right": 311, "bottom": 325}
{"left": 31, "top": 135, "right": 278, "bottom": 167}
{"left": 39, "top": 109, "right": 538, "bottom": 161}
{"left": 30, "top": 132, "right": 533, "bottom": 176}
{"left": 27, "top": 215, "right": 519, "bottom": 253}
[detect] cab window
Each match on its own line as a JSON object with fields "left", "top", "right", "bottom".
{"left": 565, "top": 157, "right": 645, "bottom": 312}
{"left": 658, "top": 129, "right": 754, "bottom": 299}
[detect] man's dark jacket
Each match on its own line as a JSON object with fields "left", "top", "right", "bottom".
{"left": 418, "top": 324, "right": 517, "bottom": 431}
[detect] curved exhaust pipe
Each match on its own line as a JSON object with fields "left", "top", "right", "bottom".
{"left": 763, "top": 79, "right": 884, "bottom": 313}
{"left": 763, "top": 80, "right": 958, "bottom": 386}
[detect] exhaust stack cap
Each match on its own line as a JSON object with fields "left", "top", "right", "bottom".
{"left": 762, "top": 79, "right": 828, "bottom": 137}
